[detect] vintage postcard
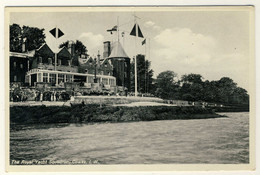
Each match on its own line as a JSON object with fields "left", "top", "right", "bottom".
{"left": 5, "top": 6, "right": 255, "bottom": 172}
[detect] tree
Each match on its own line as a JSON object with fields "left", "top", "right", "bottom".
{"left": 22, "top": 26, "right": 46, "bottom": 51}
{"left": 59, "top": 40, "right": 87, "bottom": 55}
{"left": 216, "top": 77, "right": 237, "bottom": 103}
{"left": 231, "top": 87, "right": 249, "bottom": 104}
{"left": 155, "top": 70, "right": 178, "bottom": 99}
{"left": 180, "top": 73, "right": 204, "bottom": 101}
{"left": 130, "top": 54, "right": 154, "bottom": 93}
{"left": 181, "top": 73, "right": 203, "bottom": 84}
{"left": 10, "top": 24, "right": 46, "bottom": 52}
{"left": 10, "top": 24, "right": 22, "bottom": 52}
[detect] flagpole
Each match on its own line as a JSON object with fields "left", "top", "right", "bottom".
{"left": 134, "top": 17, "right": 138, "bottom": 97}
{"left": 117, "top": 16, "right": 119, "bottom": 42}
{"left": 144, "top": 39, "right": 147, "bottom": 94}
{"left": 54, "top": 26, "right": 58, "bottom": 71}
{"left": 147, "top": 38, "right": 150, "bottom": 93}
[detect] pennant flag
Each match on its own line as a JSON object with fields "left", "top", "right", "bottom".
{"left": 58, "top": 29, "right": 64, "bottom": 38}
{"left": 130, "top": 24, "right": 136, "bottom": 36}
{"left": 49, "top": 28, "right": 64, "bottom": 38}
{"left": 137, "top": 25, "right": 144, "bottom": 38}
{"left": 130, "top": 24, "right": 144, "bottom": 38}
{"left": 107, "top": 25, "right": 118, "bottom": 34}
{"left": 142, "top": 39, "right": 146, "bottom": 45}
{"left": 112, "top": 25, "right": 117, "bottom": 30}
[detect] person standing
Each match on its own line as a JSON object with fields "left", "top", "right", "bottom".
{"left": 40, "top": 92, "right": 43, "bottom": 102}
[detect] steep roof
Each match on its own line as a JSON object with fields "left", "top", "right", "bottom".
{"left": 108, "top": 41, "right": 129, "bottom": 59}
{"left": 101, "top": 58, "right": 112, "bottom": 66}
{"left": 57, "top": 46, "right": 71, "bottom": 59}
{"left": 36, "top": 43, "right": 55, "bottom": 58}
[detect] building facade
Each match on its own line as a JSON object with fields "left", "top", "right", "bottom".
{"left": 10, "top": 40, "right": 131, "bottom": 91}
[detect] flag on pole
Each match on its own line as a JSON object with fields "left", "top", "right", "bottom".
{"left": 107, "top": 25, "right": 118, "bottom": 34}
{"left": 49, "top": 28, "right": 64, "bottom": 38}
{"left": 142, "top": 38, "right": 146, "bottom": 45}
{"left": 130, "top": 24, "right": 144, "bottom": 38}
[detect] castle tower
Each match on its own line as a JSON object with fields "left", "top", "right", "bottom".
{"left": 107, "top": 41, "right": 130, "bottom": 90}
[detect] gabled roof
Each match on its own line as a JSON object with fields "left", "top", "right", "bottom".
{"left": 78, "top": 56, "right": 94, "bottom": 65}
{"left": 57, "top": 46, "right": 71, "bottom": 59}
{"left": 108, "top": 41, "right": 129, "bottom": 59}
{"left": 36, "top": 43, "right": 55, "bottom": 58}
{"left": 101, "top": 58, "right": 112, "bottom": 66}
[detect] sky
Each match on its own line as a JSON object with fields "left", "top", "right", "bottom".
{"left": 9, "top": 7, "right": 252, "bottom": 91}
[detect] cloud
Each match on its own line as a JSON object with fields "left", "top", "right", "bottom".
{"left": 79, "top": 32, "right": 104, "bottom": 54}
{"left": 154, "top": 28, "right": 216, "bottom": 66}
{"left": 144, "top": 21, "right": 155, "bottom": 27}
{"left": 144, "top": 21, "right": 161, "bottom": 31}
{"left": 151, "top": 27, "right": 249, "bottom": 90}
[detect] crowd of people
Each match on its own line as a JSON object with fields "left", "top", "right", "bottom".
{"left": 10, "top": 87, "right": 156, "bottom": 102}
{"left": 10, "top": 88, "right": 71, "bottom": 102}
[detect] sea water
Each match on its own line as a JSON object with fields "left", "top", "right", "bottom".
{"left": 10, "top": 112, "right": 249, "bottom": 164}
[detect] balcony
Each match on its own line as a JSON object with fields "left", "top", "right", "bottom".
{"left": 37, "top": 63, "right": 78, "bottom": 73}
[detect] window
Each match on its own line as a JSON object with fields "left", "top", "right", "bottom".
{"left": 13, "top": 62, "right": 16, "bottom": 68}
{"left": 48, "top": 58, "right": 52, "bottom": 64}
{"left": 88, "top": 76, "right": 94, "bottom": 83}
{"left": 104, "top": 63, "right": 108, "bottom": 67}
{"left": 14, "top": 75, "right": 17, "bottom": 82}
{"left": 102, "top": 78, "right": 108, "bottom": 85}
{"left": 58, "top": 74, "right": 64, "bottom": 84}
{"left": 43, "top": 73, "right": 48, "bottom": 82}
{"left": 107, "top": 71, "right": 110, "bottom": 76}
{"left": 85, "top": 69, "right": 88, "bottom": 73}
{"left": 20, "top": 63, "right": 23, "bottom": 69}
{"left": 110, "top": 79, "right": 115, "bottom": 86}
{"left": 49, "top": 74, "right": 56, "bottom": 84}
{"left": 101, "top": 71, "right": 104, "bottom": 75}
{"left": 39, "top": 57, "right": 42, "bottom": 63}
{"left": 37, "top": 73, "right": 42, "bottom": 82}
{"left": 66, "top": 74, "right": 72, "bottom": 82}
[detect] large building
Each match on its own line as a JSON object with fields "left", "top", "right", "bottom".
{"left": 9, "top": 40, "right": 131, "bottom": 92}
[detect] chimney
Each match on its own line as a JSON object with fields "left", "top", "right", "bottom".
{"left": 68, "top": 40, "right": 75, "bottom": 56}
{"left": 103, "top": 41, "right": 111, "bottom": 58}
{"left": 22, "top": 38, "right": 27, "bottom": 53}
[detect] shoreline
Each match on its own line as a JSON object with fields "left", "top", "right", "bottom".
{"left": 10, "top": 105, "right": 227, "bottom": 125}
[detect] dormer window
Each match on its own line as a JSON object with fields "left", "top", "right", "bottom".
{"left": 48, "top": 58, "right": 52, "bottom": 64}
{"left": 39, "top": 57, "right": 42, "bottom": 63}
